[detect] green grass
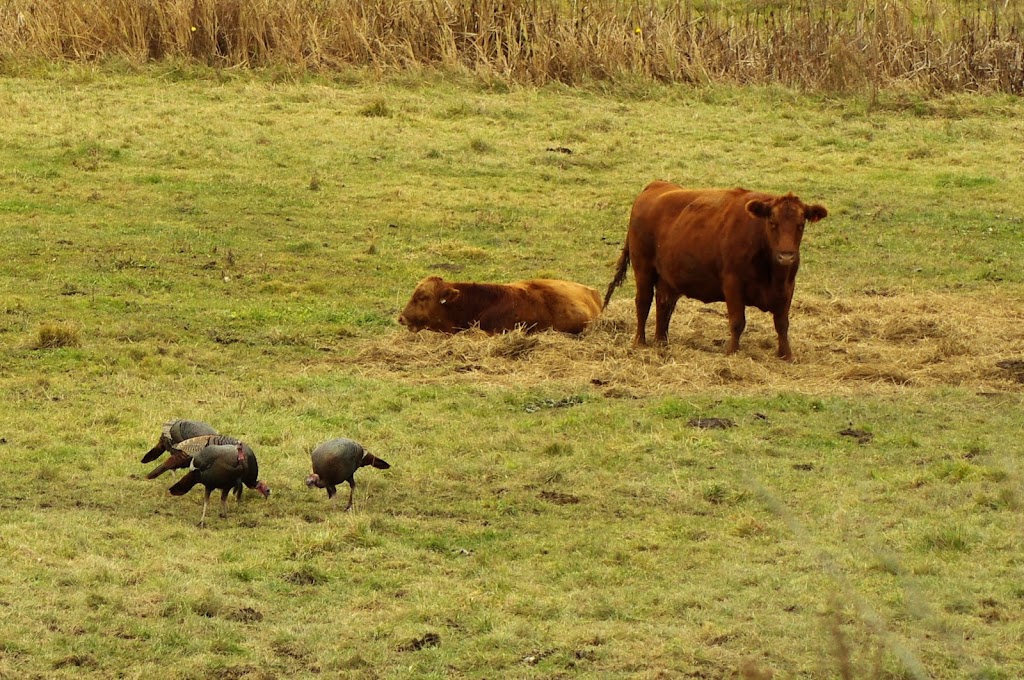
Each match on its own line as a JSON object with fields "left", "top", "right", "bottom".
{"left": 1, "top": 65, "right": 1024, "bottom": 678}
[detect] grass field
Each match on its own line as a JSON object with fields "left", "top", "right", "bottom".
{"left": 2, "top": 65, "right": 1024, "bottom": 678}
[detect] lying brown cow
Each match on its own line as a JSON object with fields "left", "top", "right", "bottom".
{"left": 603, "top": 181, "right": 828, "bottom": 360}
{"left": 398, "top": 276, "right": 602, "bottom": 335}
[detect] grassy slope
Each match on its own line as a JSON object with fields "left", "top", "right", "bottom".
{"left": 1, "top": 66, "right": 1023, "bottom": 678}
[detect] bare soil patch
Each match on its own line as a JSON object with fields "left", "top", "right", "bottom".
{"left": 398, "top": 632, "right": 441, "bottom": 652}
{"left": 539, "top": 490, "right": 581, "bottom": 505}
{"left": 689, "top": 417, "right": 736, "bottom": 429}
{"left": 839, "top": 428, "right": 874, "bottom": 444}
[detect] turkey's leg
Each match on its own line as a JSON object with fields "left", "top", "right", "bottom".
{"left": 199, "top": 488, "right": 212, "bottom": 527}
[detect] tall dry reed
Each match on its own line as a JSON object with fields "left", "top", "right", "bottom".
{"left": 1, "top": 0, "right": 1022, "bottom": 92}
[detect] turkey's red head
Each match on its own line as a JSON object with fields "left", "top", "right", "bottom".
{"left": 305, "top": 473, "right": 321, "bottom": 488}
{"left": 254, "top": 480, "right": 271, "bottom": 498}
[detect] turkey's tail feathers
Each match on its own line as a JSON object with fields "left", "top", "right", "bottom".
{"left": 363, "top": 452, "right": 391, "bottom": 470}
{"left": 146, "top": 451, "right": 191, "bottom": 479}
{"left": 140, "top": 444, "right": 165, "bottom": 464}
{"left": 169, "top": 470, "right": 202, "bottom": 496}
{"left": 146, "top": 463, "right": 170, "bottom": 480}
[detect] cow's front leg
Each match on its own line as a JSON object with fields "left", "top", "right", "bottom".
{"left": 773, "top": 309, "right": 793, "bottom": 361}
{"left": 723, "top": 278, "right": 745, "bottom": 355}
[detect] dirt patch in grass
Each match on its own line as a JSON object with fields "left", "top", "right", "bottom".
{"left": 53, "top": 654, "right": 97, "bottom": 669}
{"left": 995, "top": 358, "right": 1024, "bottom": 382}
{"left": 399, "top": 632, "right": 440, "bottom": 652}
{"left": 539, "top": 490, "right": 580, "bottom": 505}
{"left": 839, "top": 428, "right": 874, "bottom": 444}
{"left": 215, "top": 665, "right": 259, "bottom": 680}
{"left": 351, "top": 291, "right": 1024, "bottom": 396}
{"left": 284, "top": 567, "right": 325, "bottom": 586}
{"left": 225, "top": 606, "right": 264, "bottom": 623}
{"left": 689, "top": 417, "right": 735, "bottom": 429}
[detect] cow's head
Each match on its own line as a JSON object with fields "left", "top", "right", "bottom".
{"left": 746, "top": 194, "right": 828, "bottom": 267}
{"left": 398, "top": 276, "right": 460, "bottom": 332}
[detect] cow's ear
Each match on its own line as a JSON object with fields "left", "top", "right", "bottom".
{"left": 746, "top": 200, "right": 772, "bottom": 220}
{"left": 805, "top": 204, "right": 828, "bottom": 223}
{"left": 439, "top": 285, "right": 460, "bottom": 305}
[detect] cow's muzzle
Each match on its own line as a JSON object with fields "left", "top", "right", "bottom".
{"left": 775, "top": 252, "right": 798, "bottom": 267}
{"left": 397, "top": 314, "right": 421, "bottom": 331}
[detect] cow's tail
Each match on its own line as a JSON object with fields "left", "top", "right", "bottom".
{"left": 602, "top": 240, "right": 630, "bottom": 310}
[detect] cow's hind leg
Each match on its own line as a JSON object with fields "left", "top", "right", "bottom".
{"left": 653, "top": 287, "right": 680, "bottom": 345}
{"left": 632, "top": 269, "right": 656, "bottom": 346}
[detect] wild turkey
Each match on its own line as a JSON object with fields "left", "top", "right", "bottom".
{"left": 168, "top": 441, "right": 268, "bottom": 526}
{"left": 306, "top": 438, "right": 390, "bottom": 511}
{"left": 154, "top": 434, "right": 270, "bottom": 500}
{"left": 141, "top": 419, "right": 218, "bottom": 464}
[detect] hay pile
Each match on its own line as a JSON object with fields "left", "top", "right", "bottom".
{"left": 353, "top": 291, "right": 1024, "bottom": 396}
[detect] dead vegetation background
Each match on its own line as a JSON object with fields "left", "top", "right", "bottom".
{"left": 2, "top": 0, "right": 1023, "bottom": 92}
{"left": 355, "top": 290, "right": 1024, "bottom": 395}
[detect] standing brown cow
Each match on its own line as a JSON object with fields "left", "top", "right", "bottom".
{"left": 399, "top": 276, "right": 602, "bottom": 335}
{"left": 603, "top": 181, "right": 828, "bottom": 360}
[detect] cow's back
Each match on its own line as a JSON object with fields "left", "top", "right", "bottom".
{"left": 629, "top": 185, "right": 762, "bottom": 304}
{"left": 512, "top": 279, "right": 602, "bottom": 334}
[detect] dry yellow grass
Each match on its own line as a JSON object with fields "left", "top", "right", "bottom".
{"left": 354, "top": 290, "right": 1024, "bottom": 395}
{"left": 31, "top": 321, "right": 81, "bottom": 349}
{"left": 1, "top": 0, "right": 1023, "bottom": 92}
